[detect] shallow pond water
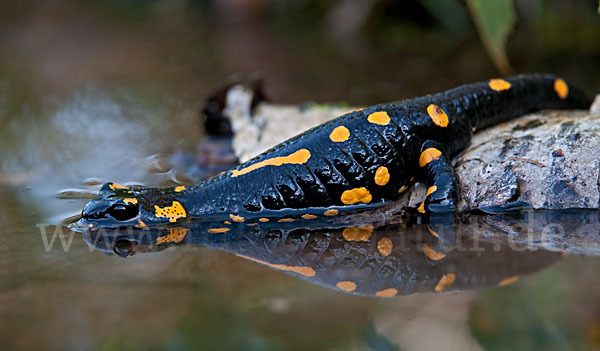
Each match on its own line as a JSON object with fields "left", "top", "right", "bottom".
{"left": 2, "top": 1, "right": 600, "bottom": 350}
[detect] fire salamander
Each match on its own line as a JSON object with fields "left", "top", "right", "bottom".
{"left": 78, "top": 74, "right": 590, "bottom": 229}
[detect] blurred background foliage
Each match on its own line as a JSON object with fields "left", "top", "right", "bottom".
{"left": 0, "top": 0, "right": 598, "bottom": 107}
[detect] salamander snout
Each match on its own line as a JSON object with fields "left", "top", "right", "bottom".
{"left": 81, "top": 199, "right": 139, "bottom": 222}
{"left": 79, "top": 182, "right": 141, "bottom": 227}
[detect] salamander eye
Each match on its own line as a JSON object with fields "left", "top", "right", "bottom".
{"left": 106, "top": 203, "right": 138, "bottom": 221}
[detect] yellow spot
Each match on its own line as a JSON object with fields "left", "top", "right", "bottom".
{"left": 154, "top": 201, "right": 187, "bottom": 223}
{"left": 123, "top": 198, "right": 138, "bottom": 205}
{"left": 498, "top": 275, "right": 519, "bottom": 287}
{"left": 422, "top": 243, "right": 446, "bottom": 261}
{"left": 301, "top": 214, "right": 317, "bottom": 220}
{"left": 367, "top": 111, "right": 390, "bottom": 125}
{"left": 174, "top": 186, "right": 186, "bottom": 192}
{"left": 426, "top": 186, "right": 437, "bottom": 197}
{"left": 231, "top": 149, "right": 311, "bottom": 177}
{"left": 341, "top": 187, "right": 372, "bottom": 204}
{"left": 352, "top": 107, "right": 366, "bottom": 112}
{"left": 324, "top": 209, "right": 338, "bottom": 216}
{"left": 374, "top": 166, "right": 390, "bottom": 186}
{"left": 426, "top": 104, "right": 449, "bottom": 127}
{"left": 229, "top": 214, "right": 245, "bottom": 223}
{"left": 330, "top": 126, "right": 350, "bottom": 142}
{"left": 554, "top": 78, "right": 569, "bottom": 99}
{"left": 488, "top": 78, "right": 512, "bottom": 91}
{"left": 278, "top": 218, "right": 295, "bottom": 223}
{"left": 208, "top": 227, "right": 230, "bottom": 234}
{"left": 247, "top": 223, "right": 257, "bottom": 227}
{"left": 136, "top": 219, "right": 148, "bottom": 229}
{"left": 419, "top": 148, "right": 442, "bottom": 167}
{"left": 336, "top": 281, "right": 357, "bottom": 292}
{"left": 109, "top": 183, "right": 130, "bottom": 190}
{"left": 418, "top": 202, "right": 426, "bottom": 214}
{"left": 375, "top": 288, "right": 398, "bottom": 297}
{"left": 427, "top": 226, "right": 439, "bottom": 238}
{"left": 434, "top": 273, "right": 456, "bottom": 292}
{"left": 259, "top": 218, "right": 270, "bottom": 222}
{"left": 156, "top": 227, "right": 188, "bottom": 244}
{"left": 236, "top": 254, "right": 316, "bottom": 277}
{"left": 342, "top": 225, "right": 373, "bottom": 242}
{"left": 398, "top": 185, "right": 408, "bottom": 193}
{"left": 224, "top": 221, "right": 231, "bottom": 225}
{"left": 377, "top": 238, "right": 393, "bottom": 256}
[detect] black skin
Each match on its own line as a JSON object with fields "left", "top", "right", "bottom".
{"left": 78, "top": 74, "right": 591, "bottom": 229}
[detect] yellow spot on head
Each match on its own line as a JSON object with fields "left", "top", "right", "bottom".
{"left": 208, "top": 227, "right": 230, "bottom": 234}
{"left": 154, "top": 201, "right": 187, "bottom": 223}
{"left": 375, "top": 288, "right": 398, "bottom": 297}
{"left": 236, "top": 254, "right": 316, "bottom": 277}
{"left": 277, "top": 218, "right": 295, "bottom": 223}
{"left": 418, "top": 202, "right": 426, "bottom": 214}
{"left": 434, "top": 273, "right": 456, "bottom": 292}
{"left": 301, "top": 214, "right": 317, "bottom": 220}
{"left": 554, "top": 78, "right": 569, "bottom": 99}
{"left": 422, "top": 243, "right": 446, "bottom": 261}
{"left": 329, "top": 126, "right": 350, "bottom": 142}
{"left": 488, "top": 78, "right": 512, "bottom": 91}
{"left": 426, "top": 104, "right": 449, "bottom": 127}
{"left": 374, "top": 166, "right": 390, "bottom": 186}
{"left": 342, "top": 225, "right": 373, "bottom": 242}
{"left": 426, "top": 186, "right": 437, "bottom": 197}
{"left": 224, "top": 221, "right": 231, "bottom": 225}
{"left": 109, "top": 183, "right": 130, "bottom": 190}
{"left": 336, "top": 281, "right": 357, "bottom": 292}
{"left": 231, "top": 149, "right": 311, "bottom": 177}
{"left": 156, "top": 227, "right": 188, "bottom": 244}
{"left": 324, "top": 209, "right": 338, "bottom": 216}
{"left": 377, "top": 238, "right": 393, "bottom": 256}
{"left": 229, "top": 214, "right": 245, "bottom": 223}
{"left": 419, "top": 148, "right": 442, "bottom": 167}
{"left": 123, "top": 198, "right": 138, "bottom": 205}
{"left": 367, "top": 111, "right": 390, "bottom": 125}
{"left": 398, "top": 185, "right": 408, "bottom": 194}
{"left": 247, "top": 223, "right": 257, "bottom": 226}
{"left": 174, "top": 186, "right": 186, "bottom": 192}
{"left": 498, "top": 275, "right": 519, "bottom": 287}
{"left": 341, "top": 187, "right": 372, "bottom": 204}
{"left": 352, "top": 107, "right": 366, "bottom": 112}
{"left": 259, "top": 218, "right": 269, "bottom": 222}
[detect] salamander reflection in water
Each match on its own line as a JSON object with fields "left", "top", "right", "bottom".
{"left": 78, "top": 74, "right": 591, "bottom": 229}
{"left": 82, "top": 213, "right": 573, "bottom": 297}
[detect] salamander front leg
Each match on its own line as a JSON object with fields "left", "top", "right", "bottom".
{"left": 417, "top": 141, "right": 459, "bottom": 214}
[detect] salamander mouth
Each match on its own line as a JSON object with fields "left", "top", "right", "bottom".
{"left": 82, "top": 201, "right": 139, "bottom": 222}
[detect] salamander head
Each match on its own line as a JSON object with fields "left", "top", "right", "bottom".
{"left": 78, "top": 182, "right": 187, "bottom": 229}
